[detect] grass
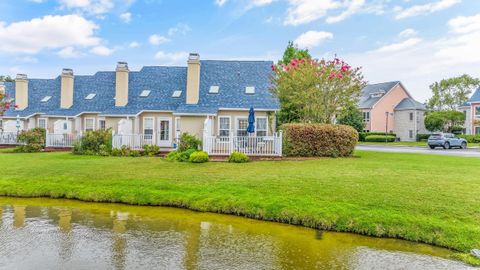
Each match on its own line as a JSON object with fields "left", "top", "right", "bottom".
{"left": 359, "top": 141, "right": 428, "bottom": 147}
{"left": 0, "top": 151, "right": 479, "bottom": 264}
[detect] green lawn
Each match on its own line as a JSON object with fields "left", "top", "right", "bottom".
{"left": 0, "top": 151, "right": 479, "bottom": 264}
{"left": 359, "top": 141, "right": 428, "bottom": 147}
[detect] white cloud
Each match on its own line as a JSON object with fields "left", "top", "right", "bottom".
{"left": 326, "top": 0, "right": 364, "bottom": 24}
{"left": 0, "top": 15, "right": 101, "bottom": 54}
{"left": 346, "top": 13, "right": 480, "bottom": 102}
{"left": 57, "top": 46, "right": 81, "bottom": 58}
{"left": 167, "top": 23, "right": 191, "bottom": 36}
{"left": 90, "top": 45, "right": 113, "bottom": 56}
{"left": 398, "top": 28, "right": 418, "bottom": 38}
{"left": 448, "top": 14, "right": 480, "bottom": 34}
{"left": 59, "top": 0, "right": 115, "bottom": 15}
{"left": 15, "top": 56, "right": 39, "bottom": 63}
{"left": 294, "top": 31, "right": 333, "bottom": 49}
{"left": 395, "top": 0, "right": 461, "bottom": 20}
{"left": 120, "top": 12, "right": 132, "bottom": 23}
{"left": 149, "top": 34, "right": 170, "bottom": 45}
{"left": 215, "top": 0, "right": 227, "bottom": 6}
{"left": 249, "top": 0, "right": 274, "bottom": 7}
{"left": 375, "top": 38, "right": 422, "bottom": 53}
{"left": 128, "top": 41, "right": 140, "bottom": 48}
{"left": 154, "top": 51, "right": 189, "bottom": 65}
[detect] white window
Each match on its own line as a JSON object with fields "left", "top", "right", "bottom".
{"left": 476, "top": 127, "right": 480, "bottom": 135}
{"left": 85, "top": 118, "right": 95, "bottom": 131}
{"left": 475, "top": 107, "right": 480, "bottom": 118}
{"left": 140, "top": 90, "right": 151, "bottom": 97}
{"left": 209, "top": 86, "right": 219, "bottom": 94}
{"left": 245, "top": 86, "right": 255, "bottom": 94}
{"left": 99, "top": 119, "right": 106, "bottom": 130}
{"left": 219, "top": 117, "right": 230, "bottom": 137}
{"left": 85, "top": 93, "right": 96, "bottom": 100}
{"left": 409, "top": 112, "right": 414, "bottom": 121}
{"left": 409, "top": 130, "right": 414, "bottom": 139}
{"left": 172, "top": 90, "right": 182, "bottom": 98}
{"left": 41, "top": 96, "right": 51, "bottom": 102}
{"left": 236, "top": 118, "right": 248, "bottom": 136}
{"left": 143, "top": 117, "right": 154, "bottom": 136}
{"left": 363, "top": 112, "right": 370, "bottom": 123}
{"left": 159, "top": 120, "right": 170, "bottom": 141}
{"left": 256, "top": 117, "right": 267, "bottom": 137}
{"left": 38, "top": 118, "right": 47, "bottom": 129}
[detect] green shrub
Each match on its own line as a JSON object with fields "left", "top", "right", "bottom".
{"left": 189, "top": 151, "right": 209, "bottom": 163}
{"left": 14, "top": 128, "right": 46, "bottom": 153}
{"left": 416, "top": 133, "right": 431, "bottom": 142}
{"left": 143, "top": 144, "right": 160, "bottom": 156}
{"left": 365, "top": 135, "right": 396, "bottom": 142}
{"left": 110, "top": 148, "right": 123, "bottom": 157}
{"left": 359, "top": 132, "right": 396, "bottom": 141}
{"left": 129, "top": 150, "right": 141, "bottom": 157}
{"left": 165, "top": 149, "right": 196, "bottom": 162}
{"left": 281, "top": 124, "right": 358, "bottom": 157}
{"left": 458, "top": 135, "right": 480, "bottom": 143}
{"left": 178, "top": 133, "right": 202, "bottom": 152}
{"left": 165, "top": 150, "right": 179, "bottom": 161}
{"left": 73, "top": 129, "right": 112, "bottom": 155}
{"left": 228, "top": 152, "right": 249, "bottom": 163}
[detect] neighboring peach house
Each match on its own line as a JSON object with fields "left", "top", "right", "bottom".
{"left": 0, "top": 53, "right": 282, "bottom": 156}
{"left": 458, "top": 87, "right": 480, "bottom": 135}
{"left": 359, "top": 81, "right": 427, "bottom": 141}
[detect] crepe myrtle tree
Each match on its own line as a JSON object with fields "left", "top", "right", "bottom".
{"left": 271, "top": 57, "right": 365, "bottom": 124}
{"left": 0, "top": 92, "right": 16, "bottom": 116}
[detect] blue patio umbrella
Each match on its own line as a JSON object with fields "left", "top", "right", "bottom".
{"left": 247, "top": 107, "right": 255, "bottom": 134}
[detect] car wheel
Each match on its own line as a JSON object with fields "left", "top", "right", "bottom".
{"left": 429, "top": 145, "right": 435, "bottom": 149}
{"left": 461, "top": 142, "right": 467, "bottom": 149}
{"left": 444, "top": 142, "right": 450, "bottom": 149}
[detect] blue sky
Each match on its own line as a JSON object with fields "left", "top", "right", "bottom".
{"left": 1, "top": 0, "right": 480, "bottom": 101}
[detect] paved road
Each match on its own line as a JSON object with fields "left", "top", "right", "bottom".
{"left": 356, "top": 144, "right": 480, "bottom": 158}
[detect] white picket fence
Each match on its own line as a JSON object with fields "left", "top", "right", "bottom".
{"left": 0, "top": 132, "right": 19, "bottom": 145}
{"left": 112, "top": 134, "right": 155, "bottom": 150}
{"left": 46, "top": 133, "right": 81, "bottom": 148}
{"left": 203, "top": 132, "right": 283, "bottom": 156}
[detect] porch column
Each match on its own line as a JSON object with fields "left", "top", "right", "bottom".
{"left": 133, "top": 117, "right": 140, "bottom": 134}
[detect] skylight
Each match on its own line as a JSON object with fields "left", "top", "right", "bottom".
{"left": 85, "top": 93, "right": 96, "bottom": 100}
{"left": 140, "top": 90, "right": 151, "bottom": 97}
{"left": 245, "top": 86, "right": 255, "bottom": 94}
{"left": 41, "top": 96, "right": 52, "bottom": 102}
{"left": 172, "top": 90, "right": 182, "bottom": 98}
{"left": 209, "top": 86, "right": 219, "bottom": 94}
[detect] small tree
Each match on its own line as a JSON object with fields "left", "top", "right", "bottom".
{"left": 424, "top": 110, "right": 465, "bottom": 133}
{"left": 271, "top": 57, "right": 365, "bottom": 124}
{"left": 336, "top": 104, "right": 364, "bottom": 132}
{"left": 0, "top": 75, "right": 14, "bottom": 82}
{"left": 427, "top": 74, "right": 480, "bottom": 111}
{"left": 277, "top": 41, "right": 311, "bottom": 66}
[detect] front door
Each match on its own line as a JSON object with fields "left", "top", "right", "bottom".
{"left": 157, "top": 118, "right": 172, "bottom": 147}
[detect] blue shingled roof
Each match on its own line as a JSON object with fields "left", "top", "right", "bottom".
{"left": 358, "top": 81, "right": 399, "bottom": 109}
{"left": 1, "top": 60, "right": 279, "bottom": 118}
{"left": 469, "top": 87, "right": 480, "bottom": 103}
{"left": 394, "top": 98, "right": 426, "bottom": 111}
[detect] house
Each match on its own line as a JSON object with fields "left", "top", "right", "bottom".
{"left": 0, "top": 53, "right": 282, "bottom": 155}
{"left": 359, "top": 81, "right": 427, "bottom": 141}
{"left": 458, "top": 87, "right": 480, "bottom": 135}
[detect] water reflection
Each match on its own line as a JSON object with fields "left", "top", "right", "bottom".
{"left": 0, "top": 197, "right": 473, "bottom": 270}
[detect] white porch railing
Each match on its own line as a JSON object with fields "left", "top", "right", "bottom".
{"left": 112, "top": 134, "right": 156, "bottom": 150}
{"left": 0, "top": 132, "right": 19, "bottom": 145}
{"left": 203, "top": 132, "right": 283, "bottom": 156}
{"left": 46, "top": 133, "right": 81, "bottom": 148}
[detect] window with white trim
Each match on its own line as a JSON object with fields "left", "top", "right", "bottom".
{"left": 41, "top": 96, "right": 51, "bottom": 102}
{"left": 256, "top": 117, "right": 267, "bottom": 137}
{"left": 85, "top": 93, "right": 96, "bottom": 100}
{"left": 236, "top": 118, "right": 248, "bottom": 137}
{"left": 409, "top": 112, "right": 414, "bottom": 121}
{"left": 362, "top": 112, "right": 370, "bottom": 123}
{"left": 85, "top": 118, "right": 95, "bottom": 131}
{"left": 99, "top": 119, "right": 106, "bottom": 130}
{"left": 140, "top": 90, "right": 151, "bottom": 97}
{"left": 172, "top": 90, "right": 182, "bottom": 98}
{"left": 209, "top": 86, "right": 219, "bottom": 94}
{"left": 159, "top": 120, "right": 169, "bottom": 141}
{"left": 38, "top": 118, "right": 47, "bottom": 129}
{"left": 409, "top": 130, "right": 414, "bottom": 139}
{"left": 219, "top": 117, "right": 230, "bottom": 137}
{"left": 245, "top": 86, "right": 255, "bottom": 94}
{"left": 143, "top": 117, "right": 154, "bottom": 136}
{"left": 476, "top": 107, "right": 480, "bottom": 118}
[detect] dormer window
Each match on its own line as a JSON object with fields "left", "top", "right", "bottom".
{"left": 41, "top": 96, "right": 52, "bottom": 102}
{"left": 140, "top": 90, "right": 151, "bottom": 97}
{"left": 245, "top": 86, "right": 255, "bottom": 94}
{"left": 209, "top": 86, "right": 219, "bottom": 94}
{"left": 370, "top": 90, "right": 386, "bottom": 98}
{"left": 172, "top": 90, "right": 182, "bottom": 98}
{"left": 85, "top": 93, "right": 96, "bottom": 100}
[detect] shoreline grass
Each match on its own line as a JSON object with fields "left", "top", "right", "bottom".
{"left": 0, "top": 150, "right": 479, "bottom": 264}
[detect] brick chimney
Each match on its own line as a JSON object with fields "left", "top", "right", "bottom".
{"left": 61, "top": 68, "right": 74, "bottom": 109}
{"left": 15, "top": 74, "right": 28, "bottom": 110}
{"left": 115, "top": 61, "right": 129, "bottom": 106}
{"left": 186, "top": 53, "right": 200, "bottom": 104}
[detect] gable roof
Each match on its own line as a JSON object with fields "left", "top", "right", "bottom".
{"left": 2, "top": 60, "right": 279, "bottom": 118}
{"left": 469, "top": 87, "right": 480, "bottom": 103}
{"left": 358, "top": 81, "right": 400, "bottom": 109}
{"left": 394, "top": 98, "right": 426, "bottom": 111}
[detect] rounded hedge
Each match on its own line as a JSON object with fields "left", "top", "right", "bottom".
{"left": 228, "top": 152, "right": 249, "bottom": 163}
{"left": 359, "top": 132, "right": 396, "bottom": 142}
{"left": 189, "top": 151, "right": 209, "bottom": 163}
{"left": 281, "top": 124, "right": 358, "bottom": 157}
{"left": 365, "top": 135, "right": 395, "bottom": 142}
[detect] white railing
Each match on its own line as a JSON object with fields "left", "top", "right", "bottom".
{"left": 203, "top": 132, "right": 283, "bottom": 156}
{"left": 46, "top": 133, "right": 81, "bottom": 148}
{"left": 112, "top": 134, "right": 155, "bottom": 150}
{"left": 0, "top": 132, "right": 19, "bottom": 145}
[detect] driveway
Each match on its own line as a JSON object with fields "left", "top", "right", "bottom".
{"left": 356, "top": 144, "right": 480, "bottom": 158}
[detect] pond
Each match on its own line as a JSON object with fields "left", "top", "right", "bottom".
{"left": 0, "top": 197, "right": 473, "bottom": 270}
